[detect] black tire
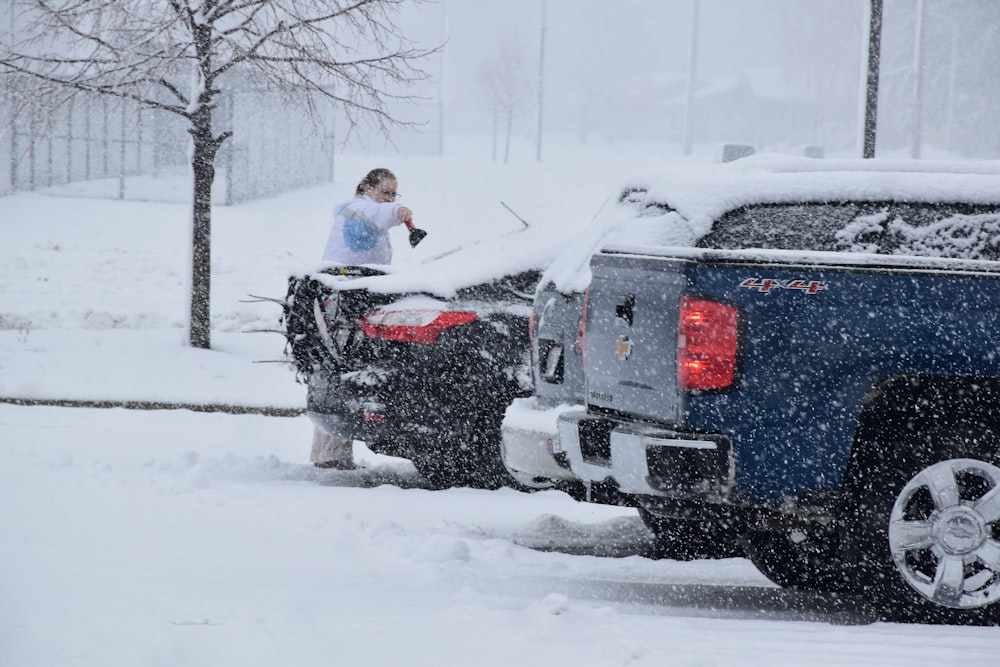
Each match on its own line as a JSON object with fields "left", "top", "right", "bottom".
{"left": 410, "top": 447, "right": 460, "bottom": 490}
{"left": 742, "top": 527, "right": 847, "bottom": 591}
{"left": 847, "top": 427, "right": 1000, "bottom": 624}
{"left": 638, "top": 508, "right": 743, "bottom": 561}
{"left": 411, "top": 421, "right": 517, "bottom": 491}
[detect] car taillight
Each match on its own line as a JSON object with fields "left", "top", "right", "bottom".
{"left": 528, "top": 308, "right": 536, "bottom": 345}
{"left": 677, "top": 295, "right": 740, "bottom": 392}
{"left": 359, "top": 309, "right": 477, "bottom": 344}
{"left": 577, "top": 290, "right": 589, "bottom": 364}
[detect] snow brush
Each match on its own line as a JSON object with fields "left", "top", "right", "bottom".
{"left": 404, "top": 218, "right": 428, "bottom": 247}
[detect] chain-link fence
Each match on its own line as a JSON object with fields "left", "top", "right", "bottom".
{"left": 0, "top": 81, "right": 336, "bottom": 204}
{"left": 218, "top": 89, "right": 335, "bottom": 205}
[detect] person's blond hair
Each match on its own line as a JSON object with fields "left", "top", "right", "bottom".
{"left": 355, "top": 168, "right": 396, "bottom": 196}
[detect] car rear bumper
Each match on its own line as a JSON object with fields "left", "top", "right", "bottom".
{"left": 500, "top": 397, "right": 580, "bottom": 487}
{"left": 557, "top": 410, "right": 734, "bottom": 500}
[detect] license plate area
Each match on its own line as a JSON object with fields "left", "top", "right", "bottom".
{"left": 539, "top": 340, "right": 564, "bottom": 383}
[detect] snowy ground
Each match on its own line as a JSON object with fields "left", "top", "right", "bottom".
{"left": 2, "top": 140, "right": 999, "bottom": 666}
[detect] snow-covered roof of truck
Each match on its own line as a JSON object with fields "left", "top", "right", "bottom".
{"left": 541, "top": 155, "right": 1000, "bottom": 293}
{"left": 628, "top": 154, "right": 1000, "bottom": 230}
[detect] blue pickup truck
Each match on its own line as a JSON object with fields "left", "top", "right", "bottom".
{"left": 556, "top": 157, "right": 1000, "bottom": 624}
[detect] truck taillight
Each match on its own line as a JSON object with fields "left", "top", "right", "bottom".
{"left": 677, "top": 295, "right": 740, "bottom": 392}
{"left": 359, "top": 309, "right": 477, "bottom": 344}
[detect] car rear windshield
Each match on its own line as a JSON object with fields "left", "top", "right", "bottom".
{"left": 696, "top": 202, "right": 1000, "bottom": 261}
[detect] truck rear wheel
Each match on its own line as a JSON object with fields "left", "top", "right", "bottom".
{"left": 638, "top": 508, "right": 742, "bottom": 560}
{"left": 849, "top": 431, "right": 1000, "bottom": 624}
{"left": 742, "top": 528, "right": 846, "bottom": 591}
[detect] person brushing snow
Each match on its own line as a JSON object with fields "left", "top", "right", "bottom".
{"left": 322, "top": 167, "right": 426, "bottom": 265}
{"left": 312, "top": 167, "right": 426, "bottom": 470}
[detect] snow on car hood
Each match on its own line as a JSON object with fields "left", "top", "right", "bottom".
{"left": 299, "top": 221, "right": 572, "bottom": 298}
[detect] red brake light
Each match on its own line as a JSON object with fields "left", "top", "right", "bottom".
{"left": 359, "top": 309, "right": 477, "bottom": 344}
{"left": 677, "top": 295, "right": 740, "bottom": 392}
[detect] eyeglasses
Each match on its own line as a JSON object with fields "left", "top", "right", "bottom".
{"left": 375, "top": 188, "right": 398, "bottom": 201}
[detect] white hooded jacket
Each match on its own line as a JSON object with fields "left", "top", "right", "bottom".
{"left": 322, "top": 194, "right": 404, "bottom": 265}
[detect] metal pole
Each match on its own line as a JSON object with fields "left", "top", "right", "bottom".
{"left": 910, "top": 0, "right": 927, "bottom": 159}
{"left": 682, "top": 0, "right": 700, "bottom": 156}
{"left": 535, "top": 0, "right": 547, "bottom": 162}
{"left": 437, "top": 1, "right": 446, "bottom": 155}
{"left": 224, "top": 91, "right": 233, "bottom": 205}
{"left": 943, "top": 22, "right": 958, "bottom": 152}
{"left": 7, "top": 87, "right": 15, "bottom": 193}
{"left": 46, "top": 108, "right": 53, "bottom": 187}
{"left": 119, "top": 99, "right": 127, "bottom": 199}
{"left": 102, "top": 95, "right": 110, "bottom": 177}
{"left": 328, "top": 89, "right": 336, "bottom": 182}
{"left": 862, "top": 0, "right": 883, "bottom": 159}
{"left": 65, "top": 97, "right": 73, "bottom": 183}
{"left": 136, "top": 100, "right": 143, "bottom": 174}
{"left": 84, "top": 96, "right": 92, "bottom": 179}
{"left": 27, "top": 101, "right": 35, "bottom": 190}
{"left": 6, "top": 2, "right": 15, "bottom": 193}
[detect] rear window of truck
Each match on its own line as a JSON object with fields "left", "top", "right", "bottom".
{"left": 696, "top": 202, "right": 1000, "bottom": 261}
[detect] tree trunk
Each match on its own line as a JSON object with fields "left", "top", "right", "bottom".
{"left": 188, "top": 20, "right": 217, "bottom": 351}
{"left": 189, "top": 111, "right": 215, "bottom": 350}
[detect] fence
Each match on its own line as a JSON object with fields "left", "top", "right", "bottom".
{"left": 0, "top": 83, "right": 336, "bottom": 204}
{"left": 219, "top": 90, "right": 335, "bottom": 205}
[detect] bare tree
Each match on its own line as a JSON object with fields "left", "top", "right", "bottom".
{"left": 476, "top": 32, "right": 533, "bottom": 164}
{"left": 0, "top": 0, "right": 436, "bottom": 349}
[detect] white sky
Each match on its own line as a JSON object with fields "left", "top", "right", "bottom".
{"left": 396, "top": 0, "right": 855, "bottom": 132}
{"left": 376, "top": 0, "right": 1000, "bottom": 158}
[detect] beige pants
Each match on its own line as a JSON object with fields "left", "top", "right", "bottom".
{"left": 310, "top": 427, "right": 354, "bottom": 466}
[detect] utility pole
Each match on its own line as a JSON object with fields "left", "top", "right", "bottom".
{"left": 438, "top": 1, "right": 447, "bottom": 155}
{"left": 910, "top": 0, "right": 927, "bottom": 159}
{"left": 862, "top": 0, "right": 883, "bottom": 159}
{"left": 7, "top": 2, "right": 16, "bottom": 193}
{"left": 682, "top": 0, "right": 700, "bottom": 156}
{"left": 535, "top": 0, "right": 547, "bottom": 162}
{"left": 943, "top": 22, "right": 959, "bottom": 152}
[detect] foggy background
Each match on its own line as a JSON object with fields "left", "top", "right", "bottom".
{"left": 3, "top": 0, "right": 998, "bottom": 201}
{"left": 380, "top": 0, "right": 1000, "bottom": 161}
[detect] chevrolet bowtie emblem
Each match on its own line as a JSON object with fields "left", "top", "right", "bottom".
{"left": 615, "top": 334, "right": 633, "bottom": 361}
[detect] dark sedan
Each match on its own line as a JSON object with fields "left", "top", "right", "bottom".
{"left": 284, "top": 264, "right": 539, "bottom": 489}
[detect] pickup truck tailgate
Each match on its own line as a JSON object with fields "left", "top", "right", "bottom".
{"left": 585, "top": 253, "right": 689, "bottom": 423}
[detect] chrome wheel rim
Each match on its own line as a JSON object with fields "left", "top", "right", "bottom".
{"left": 888, "top": 458, "right": 1000, "bottom": 610}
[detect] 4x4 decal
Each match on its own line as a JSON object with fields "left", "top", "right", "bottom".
{"left": 739, "top": 278, "right": 827, "bottom": 295}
